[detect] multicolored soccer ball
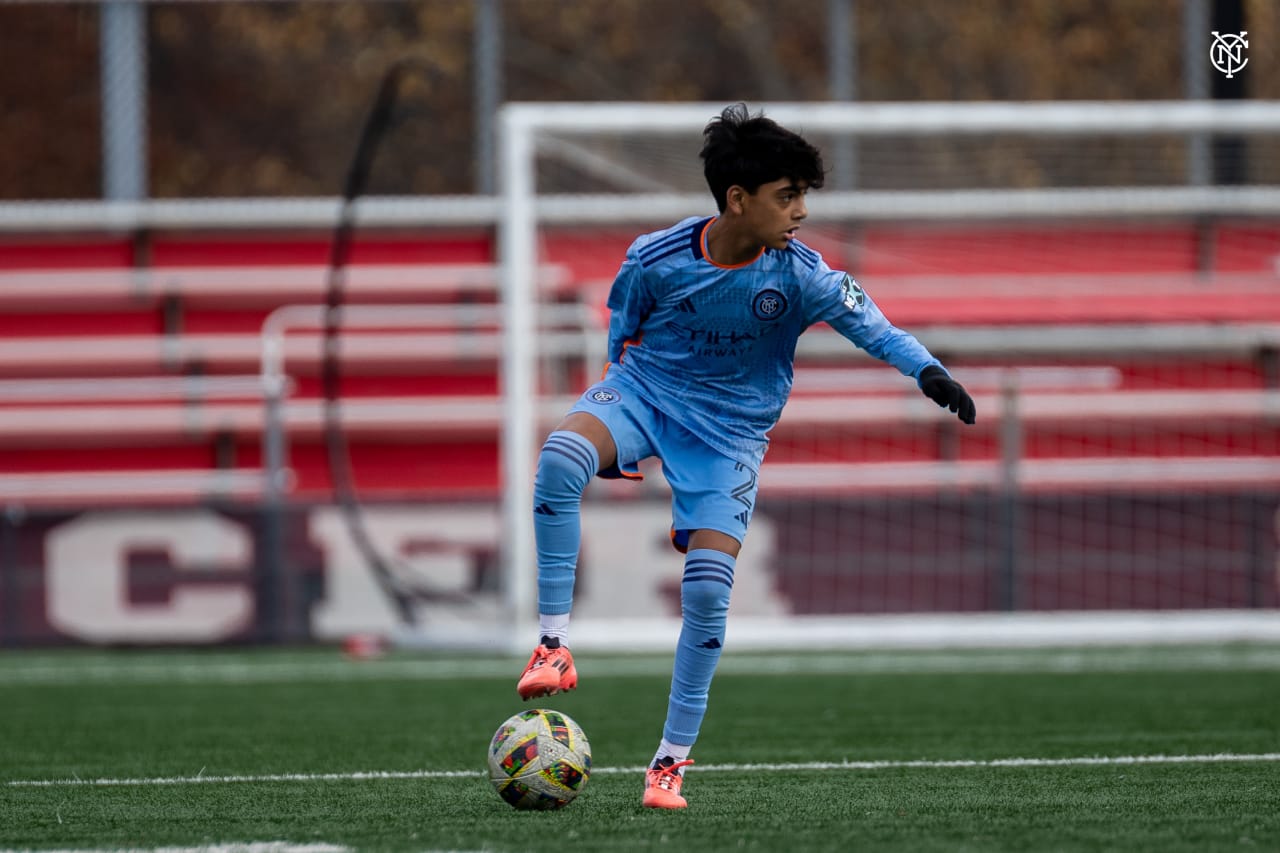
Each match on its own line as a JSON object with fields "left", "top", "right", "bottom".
{"left": 487, "top": 708, "right": 591, "bottom": 809}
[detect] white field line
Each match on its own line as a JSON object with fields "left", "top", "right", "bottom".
{"left": 7, "top": 753, "right": 1280, "bottom": 789}
{"left": 2, "top": 645, "right": 1280, "bottom": 686}
{"left": 0, "top": 846, "right": 351, "bottom": 853}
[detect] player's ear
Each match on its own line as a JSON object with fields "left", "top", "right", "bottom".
{"left": 725, "top": 185, "right": 748, "bottom": 215}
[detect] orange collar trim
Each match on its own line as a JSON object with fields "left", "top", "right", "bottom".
{"left": 700, "top": 217, "right": 765, "bottom": 270}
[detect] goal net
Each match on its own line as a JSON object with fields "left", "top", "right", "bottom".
{"left": 493, "top": 101, "right": 1280, "bottom": 652}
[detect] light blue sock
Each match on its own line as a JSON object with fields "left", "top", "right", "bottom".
{"left": 662, "top": 548, "right": 735, "bottom": 746}
{"left": 532, "top": 430, "right": 599, "bottom": 617}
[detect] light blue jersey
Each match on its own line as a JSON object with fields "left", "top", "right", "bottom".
{"left": 603, "top": 215, "right": 942, "bottom": 462}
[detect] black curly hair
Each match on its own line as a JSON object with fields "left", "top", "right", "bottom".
{"left": 700, "top": 103, "right": 826, "bottom": 213}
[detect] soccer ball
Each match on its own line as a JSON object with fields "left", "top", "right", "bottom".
{"left": 487, "top": 708, "right": 592, "bottom": 809}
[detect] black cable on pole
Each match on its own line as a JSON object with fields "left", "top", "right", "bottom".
{"left": 322, "top": 61, "right": 425, "bottom": 626}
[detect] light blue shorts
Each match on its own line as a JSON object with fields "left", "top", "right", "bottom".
{"left": 567, "top": 379, "right": 759, "bottom": 552}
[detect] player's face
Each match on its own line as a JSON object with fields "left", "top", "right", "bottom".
{"left": 744, "top": 177, "right": 809, "bottom": 251}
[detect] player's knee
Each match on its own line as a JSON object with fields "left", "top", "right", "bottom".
{"left": 534, "top": 430, "right": 599, "bottom": 500}
{"left": 680, "top": 576, "right": 732, "bottom": 621}
{"left": 681, "top": 549, "right": 734, "bottom": 619}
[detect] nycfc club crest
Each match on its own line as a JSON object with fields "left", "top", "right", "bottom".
{"left": 752, "top": 288, "right": 788, "bottom": 321}
{"left": 586, "top": 387, "right": 621, "bottom": 405}
{"left": 1210, "top": 31, "right": 1248, "bottom": 78}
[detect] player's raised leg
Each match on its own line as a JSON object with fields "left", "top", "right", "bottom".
{"left": 517, "top": 413, "right": 616, "bottom": 700}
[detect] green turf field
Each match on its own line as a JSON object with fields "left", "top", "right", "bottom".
{"left": 2, "top": 645, "right": 1278, "bottom": 852}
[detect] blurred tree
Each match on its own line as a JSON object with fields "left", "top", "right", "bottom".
{"left": 148, "top": 1, "right": 474, "bottom": 197}
{"left": 0, "top": 0, "right": 1274, "bottom": 199}
{"left": 0, "top": 4, "right": 101, "bottom": 199}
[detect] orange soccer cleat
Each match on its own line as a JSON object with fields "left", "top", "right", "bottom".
{"left": 642, "top": 757, "right": 695, "bottom": 809}
{"left": 516, "top": 639, "right": 578, "bottom": 700}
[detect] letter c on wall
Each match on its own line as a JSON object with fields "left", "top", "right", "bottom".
{"left": 45, "top": 510, "right": 253, "bottom": 643}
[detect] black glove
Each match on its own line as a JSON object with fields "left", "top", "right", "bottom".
{"left": 918, "top": 366, "right": 976, "bottom": 425}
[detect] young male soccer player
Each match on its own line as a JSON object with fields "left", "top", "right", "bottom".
{"left": 516, "top": 103, "right": 976, "bottom": 809}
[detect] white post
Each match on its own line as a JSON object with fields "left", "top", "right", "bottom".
{"left": 498, "top": 105, "right": 538, "bottom": 653}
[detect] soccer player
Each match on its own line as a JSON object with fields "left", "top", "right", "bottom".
{"left": 516, "top": 103, "right": 976, "bottom": 809}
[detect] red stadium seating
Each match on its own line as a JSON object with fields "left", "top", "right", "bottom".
{"left": 0, "top": 223, "right": 1277, "bottom": 507}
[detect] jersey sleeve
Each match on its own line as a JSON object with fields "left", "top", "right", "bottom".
{"left": 605, "top": 248, "right": 657, "bottom": 364}
{"left": 803, "top": 261, "right": 942, "bottom": 381}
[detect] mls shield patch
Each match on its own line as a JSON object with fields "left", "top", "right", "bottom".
{"left": 840, "top": 274, "right": 866, "bottom": 311}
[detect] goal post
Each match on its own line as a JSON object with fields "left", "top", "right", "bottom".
{"left": 497, "top": 100, "right": 1280, "bottom": 653}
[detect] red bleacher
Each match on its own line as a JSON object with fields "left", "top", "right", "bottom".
{"left": 0, "top": 222, "right": 1278, "bottom": 509}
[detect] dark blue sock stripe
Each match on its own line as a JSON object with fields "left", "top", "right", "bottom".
{"left": 682, "top": 572, "right": 734, "bottom": 587}
{"left": 683, "top": 565, "right": 733, "bottom": 582}
{"left": 685, "top": 557, "right": 733, "bottom": 567}
{"left": 545, "top": 432, "right": 596, "bottom": 467}
{"left": 542, "top": 440, "right": 596, "bottom": 481}
{"left": 545, "top": 433, "right": 596, "bottom": 468}
{"left": 683, "top": 562, "right": 734, "bottom": 579}
{"left": 684, "top": 558, "right": 734, "bottom": 575}
{"left": 683, "top": 571, "right": 733, "bottom": 585}
{"left": 544, "top": 435, "right": 596, "bottom": 478}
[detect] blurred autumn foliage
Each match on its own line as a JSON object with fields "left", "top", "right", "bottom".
{"left": 0, "top": 0, "right": 1276, "bottom": 200}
